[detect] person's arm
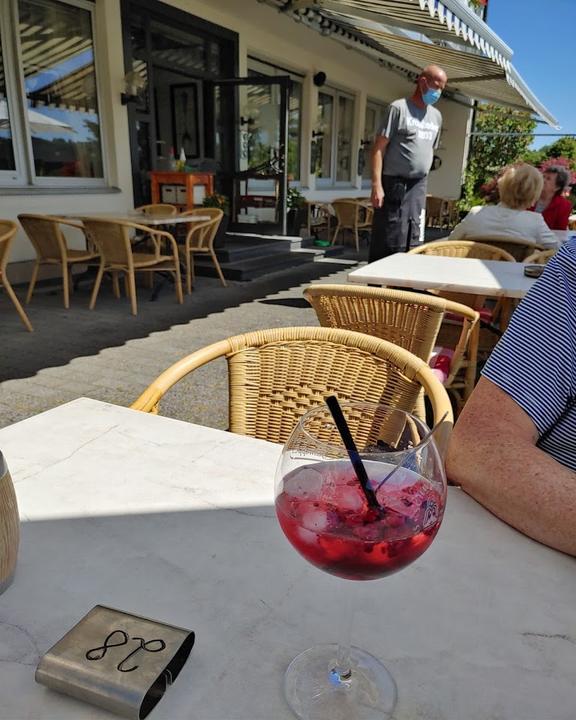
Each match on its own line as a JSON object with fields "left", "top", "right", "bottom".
{"left": 557, "top": 197, "right": 573, "bottom": 231}
{"left": 446, "top": 377, "right": 576, "bottom": 556}
{"left": 370, "top": 135, "right": 389, "bottom": 209}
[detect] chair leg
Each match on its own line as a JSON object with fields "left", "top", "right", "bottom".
{"left": 89, "top": 260, "right": 105, "bottom": 310}
{"left": 112, "top": 272, "right": 120, "bottom": 298}
{"left": 2, "top": 277, "right": 33, "bottom": 331}
{"left": 189, "top": 253, "right": 195, "bottom": 288}
{"left": 173, "top": 258, "right": 183, "bottom": 304}
{"left": 211, "top": 250, "right": 227, "bottom": 288}
{"left": 332, "top": 225, "right": 340, "bottom": 245}
{"left": 26, "top": 261, "right": 40, "bottom": 303}
{"left": 186, "top": 251, "right": 192, "bottom": 295}
{"left": 354, "top": 228, "right": 360, "bottom": 253}
{"left": 62, "top": 262, "right": 70, "bottom": 309}
{"left": 127, "top": 270, "right": 138, "bottom": 316}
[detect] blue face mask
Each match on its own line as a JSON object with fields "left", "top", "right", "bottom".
{"left": 422, "top": 86, "right": 442, "bottom": 106}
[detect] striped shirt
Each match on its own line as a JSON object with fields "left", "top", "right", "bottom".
{"left": 482, "top": 241, "right": 576, "bottom": 470}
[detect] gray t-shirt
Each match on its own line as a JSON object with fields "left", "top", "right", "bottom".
{"left": 379, "top": 98, "right": 442, "bottom": 179}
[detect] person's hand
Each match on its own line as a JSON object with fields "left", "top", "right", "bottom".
{"left": 371, "top": 185, "right": 384, "bottom": 209}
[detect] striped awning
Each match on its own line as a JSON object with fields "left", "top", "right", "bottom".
{"left": 266, "top": 0, "right": 557, "bottom": 126}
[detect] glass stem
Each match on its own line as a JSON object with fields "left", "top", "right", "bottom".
{"left": 332, "top": 582, "right": 353, "bottom": 682}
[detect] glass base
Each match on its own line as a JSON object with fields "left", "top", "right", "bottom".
{"left": 284, "top": 644, "right": 397, "bottom": 720}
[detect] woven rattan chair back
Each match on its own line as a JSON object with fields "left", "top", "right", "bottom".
{"left": 332, "top": 200, "right": 359, "bottom": 228}
{"left": 136, "top": 204, "right": 178, "bottom": 216}
{"left": 179, "top": 209, "right": 225, "bottom": 291}
{"left": 409, "top": 239, "right": 516, "bottom": 262}
{"left": 304, "top": 285, "right": 446, "bottom": 361}
{"left": 304, "top": 285, "right": 480, "bottom": 413}
{"left": 82, "top": 218, "right": 135, "bottom": 267}
{"left": 467, "top": 236, "right": 544, "bottom": 262}
{"left": 425, "top": 196, "right": 444, "bottom": 227}
{"left": 181, "top": 209, "right": 223, "bottom": 250}
{"left": 524, "top": 248, "right": 556, "bottom": 264}
{"left": 130, "top": 327, "right": 453, "bottom": 448}
{"left": 0, "top": 221, "right": 33, "bottom": 331}
{"left": 19, "top": 214, "right": 66, "bottom": 260}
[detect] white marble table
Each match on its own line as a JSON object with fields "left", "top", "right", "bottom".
{"left": 66, "top": 212, "right": 210, "bottom": 226}
{"left": 0, "top": 398, "right": 575, "bottom": 720}
{"left": 348, "top": 253, "right": 538, "bottom": 299}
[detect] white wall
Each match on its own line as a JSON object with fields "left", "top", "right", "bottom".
{"left": 4, "top": 0, "right": 471, "bottom": 272}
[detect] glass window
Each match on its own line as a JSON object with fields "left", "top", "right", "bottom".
{"left": 0, "top": 37, "right": 16, "bottom": 171}
{"left": 362, "top": 100, "right": 388, "bottom": 182}
{"left": 314, "top": 92, "right": 333, "bottom": 179}
{"left": 248, "top": 58, "right": 303, "bottom": 182}
{"left": 314, "top": 87, "right": 356, "bottom": 185}
{"left": 336, "top": 94, "right": 354, "bottom": 182}
{"left": 18, "top": 0, "right": 104, "bottom": 179}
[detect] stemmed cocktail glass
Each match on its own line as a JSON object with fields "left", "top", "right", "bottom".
{"left": 275, "top": 401, "right": 447, "bottom": 719}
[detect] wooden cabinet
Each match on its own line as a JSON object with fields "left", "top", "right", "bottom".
{"left": 149, "top": 171, "right": 214, "bottom": 209}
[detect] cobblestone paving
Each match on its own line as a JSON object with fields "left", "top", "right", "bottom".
{"left": 0, "top": 255, "right": 363, "bottom": 430}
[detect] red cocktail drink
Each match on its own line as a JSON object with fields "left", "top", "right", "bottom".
{"left": 276, "top": 461, "right": 442, "bottom": 580}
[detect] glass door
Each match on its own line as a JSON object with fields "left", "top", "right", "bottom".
{"left": 210, "top": 76, "right": 290, "bottom": 235}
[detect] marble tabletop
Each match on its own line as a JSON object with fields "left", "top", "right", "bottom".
{"left": 348, "top": 252, "right": 539, "bottom": 298}
{"left": 63, "top": 212, "right": 210, "bottom": 226}
{"left": 0, "top": 398, "right": 574, "bottom": 720}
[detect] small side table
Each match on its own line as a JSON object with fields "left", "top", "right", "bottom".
{"left": 149, "top": 171, "right": 215, "bottom": 209}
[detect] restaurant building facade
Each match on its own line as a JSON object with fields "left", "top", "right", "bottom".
{"left": 0, "top": 0, "right": 555, "bottom": 278}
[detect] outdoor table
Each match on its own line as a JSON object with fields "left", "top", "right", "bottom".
{"left": 62, "top": 211, "right": 210, "bottom": 226}
{"left": 348, "top": 252, "right": 541, "bottom": 329}
{"left": 0, "top": 397, "right": 574, "bottom": 720}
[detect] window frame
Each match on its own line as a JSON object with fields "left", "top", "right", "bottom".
{"left": 315, "top": 85, "right": 356, "bottom": 189}
{"left": 0, "top": 0, "right": 108, "bottom": 188}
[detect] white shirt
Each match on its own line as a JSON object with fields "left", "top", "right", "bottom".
{"left": 447, "top": 204, "right": 556, "bottom": 246}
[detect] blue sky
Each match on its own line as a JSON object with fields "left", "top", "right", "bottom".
{"left": 486, "top": 0, "right": 576, "bottom": 149}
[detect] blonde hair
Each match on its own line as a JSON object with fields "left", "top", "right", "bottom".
{"left": 497, "top": 163, "right": 543, "bottom": 210}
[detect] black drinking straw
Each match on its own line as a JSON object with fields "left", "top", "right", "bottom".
{"left": 325, "top": 396, "right": 380, "bottom": 511}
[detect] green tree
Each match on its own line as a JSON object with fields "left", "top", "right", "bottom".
{"left": 460, "top": 104, "right": 536, "bottom": 210}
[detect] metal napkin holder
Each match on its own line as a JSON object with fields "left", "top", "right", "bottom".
{"left": 35, "top": 605, "right": 195, "bottom": 719}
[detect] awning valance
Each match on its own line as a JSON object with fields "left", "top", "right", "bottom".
{"left": 267, "top": 0, "right": 557, "bottom": 127}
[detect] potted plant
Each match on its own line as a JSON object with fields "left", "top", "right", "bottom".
{"left": 203, "top": 193, "right": 230, "bottom": 248}
{"left": 286, "top": 187, "right": 307, "bottom": 236}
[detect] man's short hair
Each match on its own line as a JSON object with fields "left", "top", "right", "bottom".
{"left": 543, "top": 165, "right": 571, "bottom": 194}
{"left": 497, "top": 163, "right": 543, "bottom": 210}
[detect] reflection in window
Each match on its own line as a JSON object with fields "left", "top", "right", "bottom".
{"left": 363, "top": 101, "right": 388, "bottom": 181}
{"left": 248, "top": 58, "right": 302, "bottom": 182}
{"left": 0, "top": 37, "right": 16, "bottom": 171}
{"left": 314, "top": 92, "right": 333, "bottom": 179}
{"left": 336, "top": 95, "right": 354, "bottom": 182}
{"left": 18, "top": 0, "right": 103, "bottom": 178}
{"left": 288, "top": 81, "right": 302, "bottom": 181}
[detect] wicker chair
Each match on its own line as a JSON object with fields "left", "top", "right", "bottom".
{"left": 130, "top": 326, "right": 453, "bottom": 449}
{"left": 0, "top": 220, "right": 33, "bottom": 331}
{"left": 305, "top": 200, "right": 332, "bottom": 241}
{"left": 465, "top": 236, "right": 545, "bottom": 262}
{"left": 524, "top": 248, "right": 556, "bottom": 264}
{"left": 304, "top": 285, "right": 479, "bottom": 413}
{"left": 19, "top": 214, "right": 100, "bottom": 309}
{"left": 409, "top": 240, "right": 516, "bottom": 262}
{"left": 135, "top": 204, "right": 178, "bottom": 217}
{"left": 331, "top": 200, "right": 372, "bottom": 252}
{"left": 179, "top": 208, "right": 226, "bottom": 291}
{"left": 81, "top": 217, "right": 183, "bottom": 316}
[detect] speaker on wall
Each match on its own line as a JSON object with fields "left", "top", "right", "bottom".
{"left": 313, "top": 71, "right": 327, "bottom": 87}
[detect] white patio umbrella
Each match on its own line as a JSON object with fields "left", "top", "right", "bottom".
{"left": 0, "top": 99, "right": 74, "bottom": 134}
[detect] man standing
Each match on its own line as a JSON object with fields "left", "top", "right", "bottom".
{"left": 370, "top": 64, "right": 447, "bottom": 261}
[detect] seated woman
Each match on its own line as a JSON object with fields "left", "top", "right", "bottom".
{"left": 447, "top": 163, "right": 555, "bottom": 245}
{"left": 529, "top": 164, "right": 573, "bottom": 230}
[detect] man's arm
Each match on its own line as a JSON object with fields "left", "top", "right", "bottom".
{"left": 446, "top": 377, "right": 576, "bottom": 556}
{"left": 370, "top": 135, "right": 389, "bottom": 209}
